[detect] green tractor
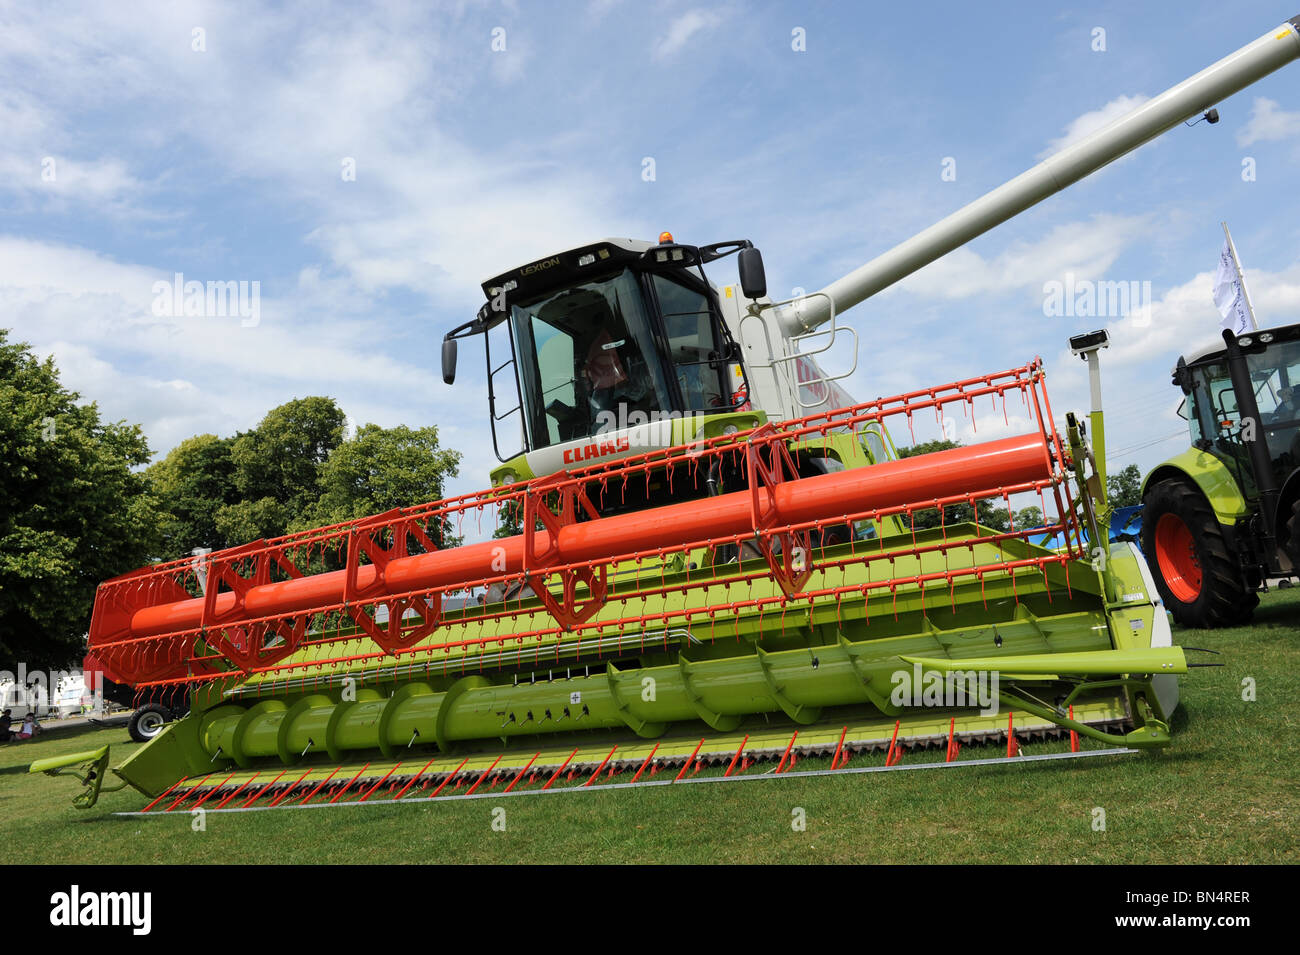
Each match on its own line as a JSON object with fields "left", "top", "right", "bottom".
{"left": 1142, "top": 324, "right": 1300, "bottom": 626}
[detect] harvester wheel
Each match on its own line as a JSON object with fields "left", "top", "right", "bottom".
{"left": 1141, "top": 480, "right": 1256, "bottom": 628}
{"left": 128, "top": 703, "right": 172, "bottom": 743}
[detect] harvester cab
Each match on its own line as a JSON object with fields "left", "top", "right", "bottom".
{"left": 442, "top": 236, "right": 789, "bottom": 502}
{"left": 1142, "top": 322, "right": 1300, "bottom": 626}
{"left": 45, "top": 15, "right": 1300, "bottom": 810}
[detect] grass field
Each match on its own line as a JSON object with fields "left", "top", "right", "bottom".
{"left": 4, "top": 588, "right": 1297, "bottom": 865}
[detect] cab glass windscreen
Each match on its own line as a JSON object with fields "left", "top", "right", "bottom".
{"left": 651, "top": 274, "right": 729, "bottom": 412}
{"left": 1245, "top": 339, "right": 1300, "bottom": 474}
{"left": 509, "top": 268, "right": 674, "bottom": 449}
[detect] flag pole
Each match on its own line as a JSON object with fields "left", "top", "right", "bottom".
{"left": 1221, "top": 221, "right": 1259, "bottom": 331}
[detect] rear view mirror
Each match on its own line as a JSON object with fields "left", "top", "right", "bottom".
{"left": 442, "top": 337, "right": 458, "bottom": 385}
{"left": 737, "top": 248, "right": 767, "bottom": 299}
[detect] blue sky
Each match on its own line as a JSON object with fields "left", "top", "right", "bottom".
{"left": 4, "top": 0, "right": 1300, "bottom": 501}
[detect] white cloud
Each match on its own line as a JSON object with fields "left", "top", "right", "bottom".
{"left": 0, "top": 5, "right": 656, "bottom": 503}
{"left": 1236, "top": 97, "right": 1300, "bottom": 147}
{"left": 0, "top": 236, "right": 157, "bottom": 302}
{"left": 587, "top": 0, "right": 624, "bottom": 19}
{"left": 654, "top": 9, "right": 725, "bottom": 59}
{"left": 889, "top": 214, "right": 1150, "bottom": 301}
{"left": 38, "top": 156, "right": 143, "bottom": 200}
{"left": 0, "top": 5, "right": 586, "bottom": 292}
{"left": 0, "top": 91, "right": 48, "bottom": 141}
{"left": 303, "top": 146, "right": 628, "bottom": 300}
{"left": 0, "top": 236, "right": 502, "bottom": 484}
{"left": 0, "top": 90, "right": 145, "bottom": 210}
{"left": 1092, "top": 260, "right": 1300, "bottom": 368}
{"left": 1036, "top": 256, "right": 1300, "bottom": 474}
{"left": 1038, "top": 94, "right": 1150, "bottom": 159}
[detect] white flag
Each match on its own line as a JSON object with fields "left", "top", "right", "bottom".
{"left": 1213, "top": 239, "right": 1251, "bottom": 335}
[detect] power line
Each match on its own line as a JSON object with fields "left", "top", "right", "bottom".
{"left": 1107, "top": 388, "right": 1181, "bottom": 414}
{"left": 1105, "top": 429, "right": 1186, "bottom": 462}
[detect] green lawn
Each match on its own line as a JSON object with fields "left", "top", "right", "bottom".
{"left": 3, "top": 588, "right": 1296, "bottom": 864}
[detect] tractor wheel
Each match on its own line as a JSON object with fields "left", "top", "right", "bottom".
{"left": 128, "top": 703, "right": 171, "bottom": 743}
{"left": 1141, "top": 479, "right": 1257, "bottom": 628}
{"left": 1286, "top": 498, "right": 1300, "bottom": 567}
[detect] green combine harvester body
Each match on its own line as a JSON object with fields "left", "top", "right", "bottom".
{"left": 37, "top": 14, "right": 1300, "bottom": 809}
{"left": 49, "top": 373, "right": 1187, "bottom": 809}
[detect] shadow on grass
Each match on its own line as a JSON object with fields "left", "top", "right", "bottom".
{"left": 1245, "top": 590, "right": 1300, "bottom": 633}
{"left": 0, "top": 761, "right": 43, "bottom": 776}
{"left": 84, "top": 812, "right": 142, "bottom": 825}
{"left": 1169, "top": 704, "right": 1191, "bottom": 734}
{"left": 18, "top": 719, "right": 129, "bottom": 743}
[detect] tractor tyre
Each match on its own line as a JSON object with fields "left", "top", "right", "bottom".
{"left": 1141, "top": 479, "right": 1257, "bottom": 628}
{"left": 128, "top": 703, "right": 172, "bottom": 743}
{"left": 1285, "top": 497, "right": 1300, "bottom": 569}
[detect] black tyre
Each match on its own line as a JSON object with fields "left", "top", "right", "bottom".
{"left": 1285, "top": 497, "right": 1300, "bottom": 568}
{"left": 128, "top": 703, "right": 171, "bottom": 743}
{"left": 1140, "top": 479, "right": 1257, "bottom": 628}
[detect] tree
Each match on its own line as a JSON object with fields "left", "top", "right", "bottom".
{"left": 0, "top": 331, "right": 158, "bottom": 670}
{"left": 895, "top": 439, "right": 1045, "bottom": 532}
{"left": 1013, "top": 506, "right": 1045, "bottom": 529}
{"left": 897, "top": 439, "right": 961, "bottom": 460}
{"left": 147, "top": 434, "right": 238, "bottom": 560}
{"left": 897, "top": 440, "right": 999, "bottom": 529}
{"left": 1107, "top": 463, "right": 1143, "bottom": 508}
{"left": 493, "top": 498, "right": 524, "bottom": 539}
{"left": 214, "top": 397, "right": 347, "bottom": 543}
{"left": 299, "top": 422, "right": 461, "bottom": 541}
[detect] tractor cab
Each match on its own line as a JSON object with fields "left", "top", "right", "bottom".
{"left": 442, "top": 237, "right": 764, "bottom": 493}
{"left": 1144, "top": 321, "right": 1300, "bottom": 629}
{"left": 1176, "top": 322, "right": 1300, "bottom": 496}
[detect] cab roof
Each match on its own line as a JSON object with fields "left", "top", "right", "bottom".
{"left": 1182, "top": 320, "right": 1300, "bottom": 368}
{"left": 481, "top": 238, "right": 654, "bottom": 300}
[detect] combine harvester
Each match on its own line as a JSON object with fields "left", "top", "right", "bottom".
{"left": 37, "top": 15, "right": 1300, "bottom": 810}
